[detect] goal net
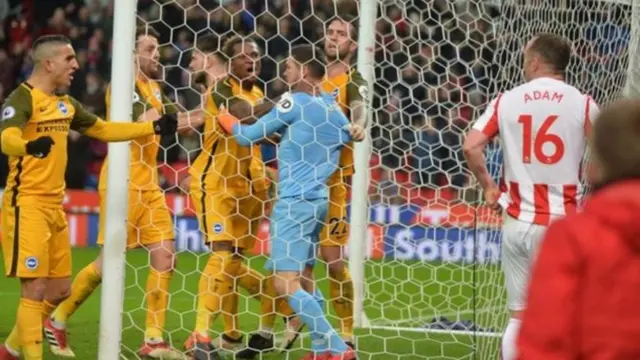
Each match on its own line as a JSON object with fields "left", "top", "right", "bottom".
{"left": 96, "top": 0, "right": 637, "bottom": 359}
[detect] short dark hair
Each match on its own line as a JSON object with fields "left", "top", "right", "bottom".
{"left": 135, "top": 25, "right": 160, "bottom": 41}
{"left": 593, "top": 98, "right": 640, "bottom": 184}
{"left": 290, "top": 44, "right": 326, "bottom": 79}
{"left": 195, "top": 33, "right": 221, "bottom": 55}
{"left": 328, "top": 13, "right": 359, "bottom": 41}
{"left": 221, "top": 35, "right": 258, "bottom": 63}
{"left": 32, "top": 35, "right": 71, "bottom": 51}
{"left": 528, "top": 33, "right": 572, "bottom": 75}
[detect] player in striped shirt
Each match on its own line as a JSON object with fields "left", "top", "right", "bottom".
{"left": 463, "top": 33, "right": 598, "bottom": 360}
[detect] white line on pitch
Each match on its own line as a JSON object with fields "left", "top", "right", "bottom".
{"left": 367, "top": 305, "right": 505, "bottom": 327}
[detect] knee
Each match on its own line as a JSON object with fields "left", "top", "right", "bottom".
{"left": 47, "top": 285, "right": 71, "bottom": 304}
{"left": 20, "top": 278, "right": 48, "bottom": 301}
{"left": 150, "top": 243, "right": 176, "bottom": 273}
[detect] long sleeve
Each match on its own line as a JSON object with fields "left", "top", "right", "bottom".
{"left": 0, "top": 127, "right": 27, "bottom": 156}
{"left": 518, "top": 219, "right": 582, "bottom": 360}
{"left": 82, "top": 119, "right": 155, "bottom": 142}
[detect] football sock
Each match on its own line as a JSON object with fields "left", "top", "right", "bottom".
{"left": 221, "top": 291, "right": 241, "bottom": 341}
{"left": 194, "top": 250, "right": 236, "bottom": 336}
{"left": 52, "top": 262, "right": 102, "bottom": 325}
{"left": 17, "top": 298, "right": 43, "bottom": 360}
{"left": 502, "top": 317, "right": 521, "bottom": 360}
{"left": 310, "top": 288, "right": 328, "bottom": 353}
{"left": 288, "top": 289, "right": 348, "bottom": 355}
{"left": 329, "top": 266, "right": 354, "bottom": 340}
{"left": 259, "top": 274, "right": 278, "bottom": 336}
{"left": 4, "top": 326, "right": 20, "bottom": 355}
{"left": 144, "top": 268, "right": 172, "bottom": 341}
{"left": 42, "top": 300, "right": 56, "bottom": 321}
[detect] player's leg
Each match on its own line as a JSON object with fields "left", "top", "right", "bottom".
{"left": 187, "top": 190, "right": 240, "bottom": 360}
{"left": 41, "top": 208, "right": 78, "bottom": 358}
{"left": 217, "top": 289, "right": 243, "bottom": 350}
{"left": 1, "top": 205, "right": 54, "bottom": 360}
{"left": 270, "top": 199, "right": 353, "bottom": 359}
{"left": 500, "top": 216, "right": 547, "bottom": 360}
{"left": 137, "top": 190, "right": 181, "bottom": 359}
{"left": 311, "top": 181, "right": 354, "bottom": 348}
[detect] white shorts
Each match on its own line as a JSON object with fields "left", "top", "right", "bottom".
{"left": 501, "top": 214, "right": 548, "bottom": 311}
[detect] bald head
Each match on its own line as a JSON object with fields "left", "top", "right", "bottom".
{"left": 32, "top": 35, "right": 72, "bottom": 64}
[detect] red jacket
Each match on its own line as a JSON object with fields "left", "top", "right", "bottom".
{"left": 518, "top": 180, "right": 640, "bottom": 360}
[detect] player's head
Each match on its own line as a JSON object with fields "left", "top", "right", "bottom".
{"left": 324, "top": 14, "right": 358, "bottom": 64}
{"left": 135, "top": 26, "right": 161, "bottom": 78}
{"left": 523, "top": 33, "right": 572, "bottom": 81}
{"left": 222, "top": 35, "right": 261, "bottom": 85}
{"left": 284, "top": 44, "right": 326, "bottom": 87}
{"left": 591, "top": 99, "right": 640, "bottom": 185}
{"left": 189, "top": 34, "right": 222, "bottom": 74}
{"left": 31, "top": 35, "right": 78, "bottom": 89}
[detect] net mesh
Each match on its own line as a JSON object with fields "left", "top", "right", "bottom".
{"left": 106, "top": 0, "right": 635, "bottom": 359}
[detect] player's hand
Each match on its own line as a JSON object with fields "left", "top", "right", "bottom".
{"left": 484, "top": 186, "right": 502, "bottom": 211}
{"left": 26, "top": 136, "right": 54, "bottom": 158}
{"left": 179, "top": 176, "right": 191, "bottom": 192}
{"left": 153, "top": 113, "right": 178, "bottom": 135}
{"left": 347, "top": 123, "right": 366, "bottom": 142}
{"left": 138, "top": 108, "right": 161, "bottom": 122}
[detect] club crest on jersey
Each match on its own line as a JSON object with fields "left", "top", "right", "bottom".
{"left": 2, "top": 106, "right": 15, "bottom": 121}
{"left": 154, "top": 88, "right": 161, "bottom": 101}
{"left": 57, "top": 101, "right": 68, "bottom": 115}
{"left": 331, "top": 89, "right": 339, "bottom": 98}
{"left": 213, "top": 223, "right": 223, "bottom": 234}
{"left": 133, "top": 92, "right": 140, "bottom": 103}
{"left": 358, "top": 85, "right": 368, "bottom": 100}
{"left": 25, "top": 256, "right": 38, "bottom": 270}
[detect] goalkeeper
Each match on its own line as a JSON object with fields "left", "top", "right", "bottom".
{"left": 184, "top": 35, "right": 281, "bottom": 360}
{"left": 45, "top": 27, "right": 200, "bottom": 359}
{"left": 0, "top": 35, "right": 177, "bottom": 360}
{"left": 219, "top": 44, "right": 359, "bottom": 360}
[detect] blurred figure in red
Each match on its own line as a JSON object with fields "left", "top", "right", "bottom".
{"left": 518, "top": 98, "right": 640, "bottom": 360}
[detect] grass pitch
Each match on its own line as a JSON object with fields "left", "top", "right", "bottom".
{"left": 0, "top": 248, "right": 506, "bottom": 359}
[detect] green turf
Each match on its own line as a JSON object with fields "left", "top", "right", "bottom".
{"left": 0, "top": 248, "right": 507, "bottom": 359}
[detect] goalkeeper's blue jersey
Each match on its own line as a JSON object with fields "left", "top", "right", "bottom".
{"left": 232, "top": 91, "right": 351, "bottom": 200}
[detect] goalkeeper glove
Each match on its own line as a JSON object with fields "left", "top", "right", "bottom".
{"left": 26, "top": 136, "right": 54, "bottom": 158}
{"left": 152, "top": 113, "right": 178, "bottom": 135}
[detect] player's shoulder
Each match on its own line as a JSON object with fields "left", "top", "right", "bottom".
{"left": 213, "top": 76, "right": 234, "bottom": 95}
{"left": 5, "top": 83, "right": 34, "bottom": 105}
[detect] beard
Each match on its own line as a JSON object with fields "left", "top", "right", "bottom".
{"left": 325, "top": 47, "right": 350, "bottom": 63}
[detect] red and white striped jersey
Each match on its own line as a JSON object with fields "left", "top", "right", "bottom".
{"left": 473, "top": 77, "right": 598, "bottom": 225}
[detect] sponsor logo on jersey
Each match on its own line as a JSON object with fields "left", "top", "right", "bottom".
{"left": 58, "top": 101, "right": 69, "bottom": 115}
{"left": 213, "top": 223, "right": 223, "bottom": 234}
{"left": 25, "top": 256, "right": 39, "bottom": 270}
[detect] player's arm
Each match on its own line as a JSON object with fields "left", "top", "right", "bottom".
{"left": 346, "top": 70, "right": 369, "bottom": 141}
{"left": 0, "top": 86, "right": 33, "bottom": 156}
{"left": 161, "top": 90, "right": 204, "bottom": 133}
{"left": 69, "top": 97, "right": 177, "bottom": 141}
{"left": 518, "top": 219, "right": 581, "bottom": 359}
{"left": 584, "top": 95, "right": 599, "bottom": 138}
{"left": 463, "top": 95, "right": 501, "bottom": 192}
{"left": 219, "top": 93, "right": 296, "bottom": 147}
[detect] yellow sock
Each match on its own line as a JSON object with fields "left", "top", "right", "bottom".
{"left": 194, "top": 250, "right": 236, "bottom": 335}
{"left": 329, "top": 267, "right": 354, "bottom": 340}
{"left": 258, "top": 274, "right": 278, "bottom": 331}
{"left": 144, "top": 268, "right": 172, "bottom": 341}
{"left": 4, "top": 326, "right": 19, "bottom": 354}
{"left": 279, "top": 295, "right": 295, "bottom": 318}
{"left": 221, "top": 291, "right": 241, "bottom": 340}
{"left": 17, "top": 298, "right": 43, "bottom": 360}
{"left": 42, "top": 300, "right": 56, "bottom": 321}
{"left": 52, "top": 262, "right": 102, "bottom": 324}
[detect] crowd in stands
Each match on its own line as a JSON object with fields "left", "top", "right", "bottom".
{"left": 0, "top": 0, "right": 631, "bottom": 206}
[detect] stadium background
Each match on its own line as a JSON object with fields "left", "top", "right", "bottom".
{"left": 0, "top": 0, "right": 632, "bottom": 358}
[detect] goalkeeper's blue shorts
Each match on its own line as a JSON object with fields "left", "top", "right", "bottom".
{"left": 266, "top": 197, "right": 328, "bottom": 272}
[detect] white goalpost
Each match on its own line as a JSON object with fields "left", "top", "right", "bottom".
{"left": 98, "top": 0, "right": 137, "bottom": 358}
{"left": 96, "top": 0, "right": 639, "bottom": 358}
